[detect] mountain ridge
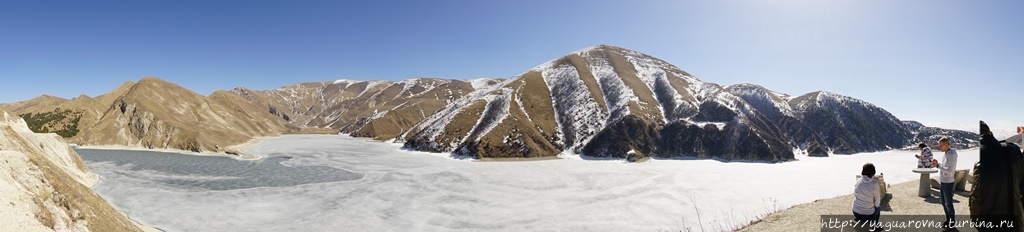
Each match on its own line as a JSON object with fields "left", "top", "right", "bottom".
{"left": 1, "top": 76, "right": 294, "bottom": 153}
{"left": 232, "top": 44, "right": 978, "bottom": 161}
{"left": 1, "top": 45, "right": 979, "bottom": 160}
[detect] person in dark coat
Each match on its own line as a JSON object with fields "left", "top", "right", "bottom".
{"left": 970, "top": 121, "right": 1024, "bottom": 232}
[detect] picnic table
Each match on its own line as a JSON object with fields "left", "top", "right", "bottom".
{"left": 912, "top": 168, "right": 938, "bottom": 197}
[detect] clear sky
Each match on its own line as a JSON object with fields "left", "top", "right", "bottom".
{"left": 1, "top": 0, "right": 1020, "bottom": 134}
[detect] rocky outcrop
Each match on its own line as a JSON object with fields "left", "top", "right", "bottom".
{"left": 0, "top": 108, "right": 146, "bottom": 231}
{"left": 73, "top": 77, "right": 292, "bottom": 152}
{"left": 788, "top": 91, "right": 914, "bottom": 154}
{"left": 582, "top": 115, "right": 659, "bottom": 160}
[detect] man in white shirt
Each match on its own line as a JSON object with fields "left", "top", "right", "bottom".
{"left": 932, "top": 137, "right": 958, "bottom": 231}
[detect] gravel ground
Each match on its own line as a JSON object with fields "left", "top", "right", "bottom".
{"left": 738, "top": 180, "right": 979, "bottom": 232}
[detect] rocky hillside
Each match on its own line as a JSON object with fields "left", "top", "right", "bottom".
{"left": 903, "top": 120, "right": 980, "bottom": 149}
{"left": 231, "top": 78, "right": 501, "bottom": 141}
{"left": 398, "top": 45, "right": 977, "bottom": 161}
{"left": 3, "top": 77, "right": 295, "bottom": 152}
{"left": 0, "top": 108, "right": 147, "bottom": 231}
{"left": 399, "top": 45, "right": 797, "bottom": 161}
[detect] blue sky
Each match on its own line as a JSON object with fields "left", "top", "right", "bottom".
{"left": 1, "top": 0, "right": 1020, "bottom": 134}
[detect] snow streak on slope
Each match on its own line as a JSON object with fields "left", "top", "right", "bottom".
{"left": 618, "top": 48, "right": 702, "bottom": 85}
{"left": 512, "top": 81, "right": 534, "bottom": 124}
{"left": 399, "top": 80, "right": 507, "bottom": 149}
{"left": 726, "top": 84, "right": 795, "bottom": 117}
{"left": 790, "top": 91, "right": 881, "bottom": 116}
{"left": 463, "top": 89, "right": 512, "bottom": 144}
{"left": 583, "top": 53, "right": 637, "bottom": 124}
{"left": 625, "top": 53, "right": 685, "bottom": 123}
{"left": 393, "top": 78, "right": 443, "bottom": 100}
{"left": 356, "top": 81, "right": 384, "bottom": 99}
{"left": 470, "top": 78, "right": 503, "bottom": 91}
{"left": 695, "top": 83, "right": 751, "bottom": 119}
{"left": 539, "top": 63, "right": 607, "bottom": 153}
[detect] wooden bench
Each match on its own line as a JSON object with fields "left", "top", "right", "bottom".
{"left": 929, "top": 169, "right": 970, "bottom": 191}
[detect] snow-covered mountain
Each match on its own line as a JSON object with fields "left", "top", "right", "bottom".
{"left": 398, "top": 45, "right": 976, "bottom": 161}
{"left": 231, "top": 45, "right": 977, "bottom": 162}
{"left": 231, "top": 78, "right": 502, "bottom": 141}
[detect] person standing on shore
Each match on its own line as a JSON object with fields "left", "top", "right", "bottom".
{"left": 970, "top": 121, "right": 1024, "bottom": 232}
{"left": 932, "top": 138, "right": 958, "bottom": 231}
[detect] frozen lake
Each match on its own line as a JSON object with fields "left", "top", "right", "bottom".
{"left": 78, "top": 134, "right": 980, "bottom": 232}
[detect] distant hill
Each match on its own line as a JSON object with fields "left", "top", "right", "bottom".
{"left": 2, "top": 77, "right": 295, "bottom": 152}
{"left": 1006, "top": 134, "right": 1023, "bottom": 145}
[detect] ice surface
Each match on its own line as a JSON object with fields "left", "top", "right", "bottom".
{"left": 81, "top": 135, "right": 980, "bottom": 232}
{"left": 77, "top": 148, "right": 362, "bottom": 191}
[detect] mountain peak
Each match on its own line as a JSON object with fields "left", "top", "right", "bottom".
{"left": 572, "top": 44, "right": 630, "bottom": 54}
{"left": 137, "top": 76, "right": 170, "bottom": 85}
{"left": 726, "top": 83, "right": 767, "bottom": 91}
{"left": 530, "top": 44, "right": 694, "bottom": 81}
{"left": 812, "top": 91, "right": 861, "bottom": 103}
{"left": 332, "top": 79, "right": 356, "bottom": 84}
{"left": 36, "top": 94, "right": 68, "bottom": 101}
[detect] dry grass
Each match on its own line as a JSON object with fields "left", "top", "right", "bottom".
{"left": 3, "top": 123, "right": 143, "bottom": 232}
{"left": 468, "top": 72, "right": 562, "bottom": 158}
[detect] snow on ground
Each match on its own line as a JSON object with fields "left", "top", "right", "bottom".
{"left": 80, "top": 135, "right": 979, "bottom": 232}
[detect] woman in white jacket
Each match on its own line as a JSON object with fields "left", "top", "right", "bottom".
{"left": 853, "top": 163, "right": 882, "bottom": 230}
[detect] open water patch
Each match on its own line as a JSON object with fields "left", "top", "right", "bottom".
{"left": 76, "top": 148, "right": 363, "bottom": 191}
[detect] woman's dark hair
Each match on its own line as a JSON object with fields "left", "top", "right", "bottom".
{"left": 918, "top": 143, "right": 927, "bottom": 149}
{"left": 862, "top": 163, "right": 876, "bottom": 177}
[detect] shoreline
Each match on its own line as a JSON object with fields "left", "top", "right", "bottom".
{"left": 738, "top": 179, "right": 976, "bottom": 231}
{"left": 474, "top": 156, "right": 561, "bottom": 162}
{"left": 73, "top": 136, "right": 276, "bottom": 161}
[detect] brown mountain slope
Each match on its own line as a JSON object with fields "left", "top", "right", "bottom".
{"left": 232, "top": 78, "right": 498, "bottom": 141}
{"left": 401, "top": 45, "right": 795, "bottom": 161}
{"left": 2, "top": 95, "right": 82, "bottom": 138}
{"left": 3, "top": 77, "right": 292, "bottom": 152}
{"left": 1, "top": 108, "right": 145, "bottom": 231}
{"left": 72, "top": 77, "right": 292, "bottom": 152}
{"left": 2, "top": 81, "right": 139, "bottom": 140}
{"left": 0, "top": 95, "right": 69, "bottom": 113}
